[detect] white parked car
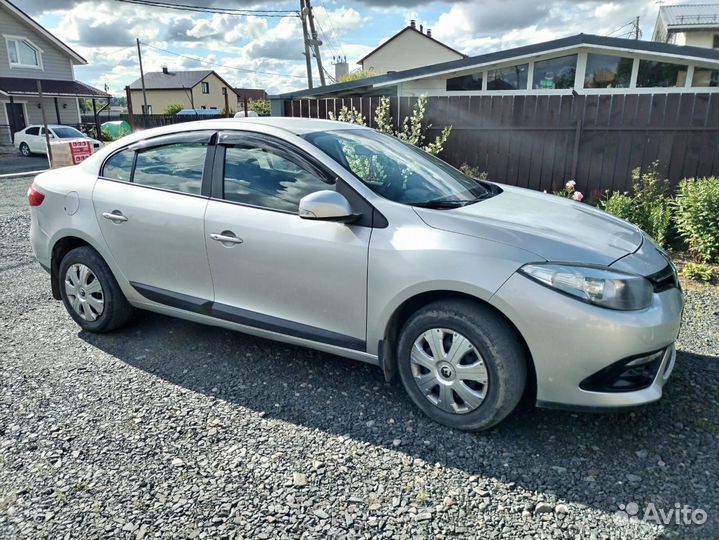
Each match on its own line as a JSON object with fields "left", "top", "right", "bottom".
{"left": 15, "top": 125, "right": 103, "bottom": 156}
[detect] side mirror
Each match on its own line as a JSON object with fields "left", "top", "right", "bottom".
{"left": 299, "top": 190, "right": 358, "bottom": 223}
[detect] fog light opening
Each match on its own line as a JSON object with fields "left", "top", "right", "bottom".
{"left": 580, "top": 349, "right": 666, "bottom": 393}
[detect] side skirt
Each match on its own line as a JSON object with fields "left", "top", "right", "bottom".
{"left": 130, "top": 282, "right": 367, "bottom": 352}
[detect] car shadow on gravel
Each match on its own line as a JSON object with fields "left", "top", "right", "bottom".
{"left": 80, "top": 310, "right": 719, "bottom": 539}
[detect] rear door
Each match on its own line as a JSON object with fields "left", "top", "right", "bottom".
{"left": 203, "top": 131, "right": 371, "bottom": 350}
{"left": 92, "top": 131, "right": 215, "bottom": 303}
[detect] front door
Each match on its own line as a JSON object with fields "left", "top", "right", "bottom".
{"left": 92, "top": 133, "right": 215, "bottom": 304}
{"left": 204, "top": 133, "right": 370, "bottom": 350}
{"left": 5, "top": 103, "right": 26, "bottom": 141}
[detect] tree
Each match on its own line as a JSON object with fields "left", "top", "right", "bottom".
{"left": 248, "top": 99, "right": 270, "bottom": 116}
{"left": 163, "top": 103, "right": 184, "bottom": 115}
{"left": 338, "top": 69, "right": 375, "bottom": 83}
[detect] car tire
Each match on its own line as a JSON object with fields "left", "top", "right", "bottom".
{"left": 397, "top": 299, "right": 526, "bottom": 431}
{"left": 58, "top": 246, "right": 134, "bottom": 333}
{"left": 19, "top": 143, "right": 31, "bottom": 157}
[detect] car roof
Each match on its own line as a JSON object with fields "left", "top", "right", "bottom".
{"left": 214, "top": 117, "right": 369, "bottom": 134}
{"left": 25, "top": 124, "right": 78, "bottom": 129}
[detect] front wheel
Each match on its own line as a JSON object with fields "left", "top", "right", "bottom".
{"left": 58, "top": 246, "right": 134, "bottom": 332}
{"left": 19, "top": 143, "right": 31, "bottom": 156}
{"left": 397, "top": 300, "right": 527, "bottom": 431}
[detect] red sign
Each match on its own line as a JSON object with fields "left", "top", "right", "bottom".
{"left": 69, "top": 140, "right": 93, "bottom": 164}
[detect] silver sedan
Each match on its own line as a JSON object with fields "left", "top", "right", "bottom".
{"left": 28, "top": 118, "right": 683, "bottom": 430}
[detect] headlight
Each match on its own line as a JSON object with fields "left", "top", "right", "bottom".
{"left": 519, "top": 263, "right": 653, "bottom": 311}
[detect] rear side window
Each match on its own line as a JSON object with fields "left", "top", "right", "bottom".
{"left": 223, "top": 143, "right": 333, "bottom": 212}
{"left": 133, "top": 143, "right": 207, "bottom": 195}
{"left": 25, "top": 127, "right": 39, "bottom": 136}
{"left": 102, "top": 148, "right": 134, "bottom": 181}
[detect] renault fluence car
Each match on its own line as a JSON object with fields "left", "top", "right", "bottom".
{"left": 28, "top": 118, "right": 683, "bottom": 431}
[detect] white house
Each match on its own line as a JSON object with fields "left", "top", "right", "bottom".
{"left": 272, "top": 33, "right": 719, "bottom": 103}
{"left": 357, "top": 20, "right": 465, "bottom": 76}
{"left": 0, "top": 0, "right": 109, "bottom": 144}
{"left": 652, "top": 3, "right": 719, "bottom": 49}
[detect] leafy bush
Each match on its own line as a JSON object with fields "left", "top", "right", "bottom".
{"left": 554, "top": 180, "right": 584, "bottom": 201}
{"left": 163, "top": 103, "right": 184, "bottom": 115}
{"left": 600, "top": 161, "right": 673, "bottom": 248}
{"left": 682, "top": 262, "right": 715, "bottom": 282}
{"left": 674, "top": 176, "right": 719, "bottom": 262}
{"left": 329, "top": 96, "right": 451, "bottom": 156}
{"left": 459, "top": 164, "right": 488, "bottom": 180}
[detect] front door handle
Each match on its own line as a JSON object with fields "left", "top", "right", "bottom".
{"left": 210, "top": 232, "right": 243, "bottom": 245}
{"left": 102, "top": 211, "right": 128, "bottom": 223}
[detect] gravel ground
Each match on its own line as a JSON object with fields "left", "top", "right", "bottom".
{"left": 0, "top": 155, "right": 49, "bottom": 176}
{"left": 1, "top": 175, "right": 717, "bottom": 540}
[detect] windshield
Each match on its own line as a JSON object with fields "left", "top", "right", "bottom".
{"left": 303, "top": 129, "right": 497, "bottom": 208}
{"left": 52, "top": 127, "right": 85, "bottom": 139}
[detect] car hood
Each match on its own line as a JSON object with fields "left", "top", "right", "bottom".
{"left": 414, "top": 184, "right": 643, "bottom": 265}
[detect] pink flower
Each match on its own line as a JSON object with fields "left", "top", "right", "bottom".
{"left": 572, "top": 191, "right": 584, "bottom": 202}
{"left": 565, "top": 180, "right": 576, "bottom": 189}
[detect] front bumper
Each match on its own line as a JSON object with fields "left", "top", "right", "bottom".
{"left": 490, "top": 272, "right": 683, "bottom": 409}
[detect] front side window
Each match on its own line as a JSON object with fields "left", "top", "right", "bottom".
{"left": 584, "top": 53, "right": 633, "bottom": 88}
{"left": 102, "top": 148, "right": 135, "bottom": 181}
{"left": 637, "top": 60, "right": 688, "bottom": 87}
{"left": 133, "top": 143, "right": 207, "bottom": 194}
{"left": 223, "top": 141, "right": 332, "bottom": 212}
{"left": 7, "top": 38, "right": 40, "bottom": 67}
{"left": 52, "top": 127, "right": 85, "bottom": 138}
{"left": 692, "top": 67, "right": 719, "bottom": 87}
{"left": 532, "top": 55, "right": 577, "bottom": 89}
{"left": 446, "top": 72, "right": 483, "bottom": 91}
{"left": 303, "top": 129, "right": 495, "bottom": 208}
{"left": 487, "top": 64, "right": 528, "bottom": 90}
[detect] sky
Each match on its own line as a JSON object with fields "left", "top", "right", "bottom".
{"left": 12, "top": 0, "right": 696, "bottom": 97}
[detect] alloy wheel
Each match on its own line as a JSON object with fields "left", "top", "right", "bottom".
{"left": 64, "top": 263, "right": 104, "bottom": 321}
{"left": 410, "top": 328, "right": 489, "bottom": 414}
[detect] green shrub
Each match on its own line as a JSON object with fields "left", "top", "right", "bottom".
{"left": 682, "top": 262, "right": 715, "bottom": 282}
{"left": 674, "top": 176, "right": 719, "bottom": 262}
{"left": 248, "top": 99, "right": 270, "bottom": 116}
{"left": 163, "top": 103, "right": 184, "bottom": 115}
{"left": 599, "top": 161, "right": 673, "bottom": 248}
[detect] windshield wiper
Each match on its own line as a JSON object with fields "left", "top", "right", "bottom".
{"left": 408, "top": 193, "right": 495, "bottom": 209}
{"left": 408, "top": 200, "right": 475, "bottom": 209}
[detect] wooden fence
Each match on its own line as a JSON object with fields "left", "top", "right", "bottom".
{"left": 283, "top": 94, "right": 719, "bottom": 198}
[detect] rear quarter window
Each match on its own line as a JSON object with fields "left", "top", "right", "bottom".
{"left": 102, "top": 149, "right": 134, "bottom": 182}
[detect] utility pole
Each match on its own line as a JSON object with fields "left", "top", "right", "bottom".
{"left": 300, "top": 0, "right": 313, "bottom": 88}
{"left": 136, "top": 38, "right": 149, "bottom": 116}
{"left": 304, "top": 0, "right": 325, "bottom": 86}
{"left": 634, "top": 16, "right": 641, "bottom": 39}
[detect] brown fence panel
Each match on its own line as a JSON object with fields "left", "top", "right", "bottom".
{"left": 278, "top": 93, "right": 719, "bottom": 194}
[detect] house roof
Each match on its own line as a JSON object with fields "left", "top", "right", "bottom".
{"left": 272, "top": 33, "right": 719, "bottom": 100}
{"left": 657, "top": 3, "right": 719, "bottom": 28}
{"left": 128, "top": 70, "right": 214, "bottom": 90}
{"left": 357, "top": 25, "right": 466, "bottom": 65}
{"left": 0, "top": 77, "right": 110, "bottom": 98}
{"left": 1, "top": 0, "right": 86, "bottom": 64}
{"left": 234, "top": 88, "right": 268, "bottom": 101}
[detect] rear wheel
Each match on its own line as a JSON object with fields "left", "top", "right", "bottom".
{"left": 19, "top": 143, "right": 31, "bottom": 156}
{"left": 58, "top": 246, "right": 134, "bottom": 332}
{"left": 397, "top": 300, "right": 526, "bottom": 431}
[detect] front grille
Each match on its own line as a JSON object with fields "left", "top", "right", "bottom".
{"left": 646, "top": 263, "right": 679, "bottom": 292}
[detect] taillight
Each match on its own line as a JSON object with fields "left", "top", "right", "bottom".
{"left": 27, "top": 184, "right": 45, "bottom": 207}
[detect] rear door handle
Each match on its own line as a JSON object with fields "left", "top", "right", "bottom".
{"left": 102, "top": 211, "right": 128, "bottom": 223}
{"left": 210, "top": 232, "right": 243, "bottom": 245}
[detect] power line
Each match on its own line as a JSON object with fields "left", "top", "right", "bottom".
{"left": 606, "top": 18, "right": 635, "bottom": 37}
{"left": 142, "top": 42, "right": 308, "bottom": 79}
{"left": 115, "top": 0, "right": 298, "bottom": 17}
{"left": 314, "top": 0, "right": 345, "bottom": 58}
